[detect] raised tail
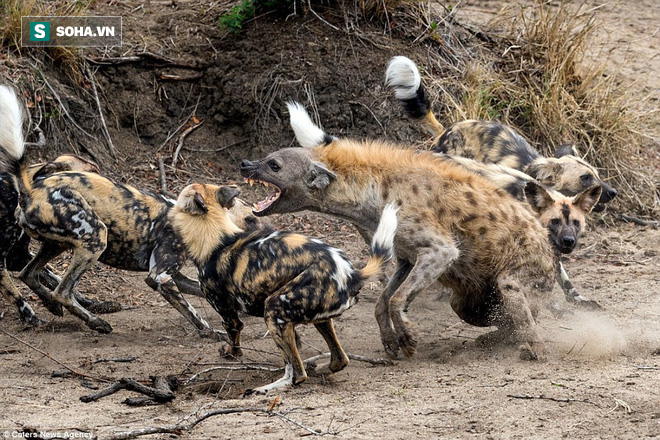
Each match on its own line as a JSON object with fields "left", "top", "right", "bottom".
{"left": 385, "top": 56, "right": 444, "bottom": 138}
{"left": 360, "top": 203, "right": 398, "bottom": 279}
{"left": 286, "top": 101, "right": 335, "bottom": 148}
{"left": 0, "top": 85, "right": 31, "bottom": 199}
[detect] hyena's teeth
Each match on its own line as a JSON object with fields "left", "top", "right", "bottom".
{"left": 253, "top": 203, "right": 259, "bottom": 210}
{"left": 249, "top": 179, "right": 254, "bottom": 187}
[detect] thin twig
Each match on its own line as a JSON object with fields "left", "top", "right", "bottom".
{"left": 85, "top": 64, "right": 118, "bottom": 159}
{"left": 508, "top": 394, "right": 600, "bottom": 407}
{"left": 184, "top": 364, "right": 281, "bottom": 386}
{"left": 618, "top": 214, "right": 659, "bottom": 228}
{"left": 172, "top": 121, "right": 204, "bottom": 169}
{"left": 103, "top": 407, "right": 269, "bottom": 440}
{"left": 0, "top": 328, "right": 111, "bottom": 383}
{"left": 303, "top": 352, "right": 394, "bottom": 367}
{"left": 24, "top": 127, "right": 46, "bottom": 148}
{"left": 157, "top": 157, "right": 176, "bottom": 199}
{"left": 92, "top": 356, "right": 137, "bottom": 364}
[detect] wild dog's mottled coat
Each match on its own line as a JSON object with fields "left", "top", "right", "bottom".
{"left": 240, "top": 102, "right": 557, "bottom": 361}
{"left": 0, "top": 85, "right": 261, "bottom": 336}
{"left": 385, "top": 56, "right": 618, "bottom": 211}
{"left": 170, "top": 183, "right": 396, "bottom": 394}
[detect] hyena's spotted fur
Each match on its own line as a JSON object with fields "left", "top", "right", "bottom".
{"left": 385, "top": 56, "right": 618, "bottom": 211}
{"left": 240, "top": 102, "right": 557, "bottom": 361}
{"left": 0, "top": 85, "right": 262, "bottom": 336}
{"left": 170, "top": 183, "right": 397, "bottom": 394}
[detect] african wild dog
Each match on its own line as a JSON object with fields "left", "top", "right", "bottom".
{"left": 385, "top": 55, "right": 618, "bottom": 212}
{"left": 435, "top": 154, "right": 602, "bottom": 309}
{"left": 170, "top": 183, "right": 397, "bottom": 394}
{"left": 0, "top": 155, "right": 113, "bottom": 326}
{"left": 240, "top": 102, "right": 558, "bottom": 361}
{"left": 0, "top": 84, "right": 261, "bottom": 336}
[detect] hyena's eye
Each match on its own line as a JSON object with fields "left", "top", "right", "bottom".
{"left": 580, "top": 174, "right": 592, "bottom": 185}
{"left": 268, "top": 160, "right": 281, "bottom": 172}
{"left": 550, "top": 218, "right": 561, "bottom": 226}
{"left": 573, "top": 219, "right": 581, "bottom": 228}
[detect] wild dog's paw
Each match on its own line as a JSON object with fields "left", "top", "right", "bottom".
{"left": 24, "top": 314, "right": 47, "bottom": 328}
{"left": 569, "top": 295, "right": 602, "bottom": 310}
{"left": 219, "top": 341, "right": 243, "bottom": 359}
{"left": 88, "top": 317, "right": 113, "bottom": 334}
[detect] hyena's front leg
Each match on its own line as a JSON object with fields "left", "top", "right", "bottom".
{"left": 490, "top": 273, "right": 550, "bottom": 361}
{"left": 375, "top": 258, "right": 413, "bottom": 358}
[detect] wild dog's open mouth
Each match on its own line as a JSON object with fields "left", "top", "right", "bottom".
{"left": 243, "top": 178, "right": 281, "bottom": 213}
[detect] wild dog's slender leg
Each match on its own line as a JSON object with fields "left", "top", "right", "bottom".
{"left": 556, "top": 260, "right": 601, "bottom": 309}
{"left": 247, "top": 320, "right": 305, "bottom": 395}
{"left": 387, "top": 244, "right": 459, "bottom": 358}
{"left": 53, "top": 237, "right": 112, "bottom": 333}
{"left": 375, "top": 258, "right": 413, "bottom": 358}
{"left": 19, "top": 242, "right": 68, "bottom": 316}
{"left": 38, "top": 268, "right": 122, "bottom": 314}
{"left": 0, "top": 261, "right": 43, "bottom": 326}
{"left": 313, "top": 319, "right": 349, "bottom": 375}
{"left": 172, "top": 272, "right": 204, "bottom": 297}
{"left": 145, "top": 244, "right": 221, "bottom": 339}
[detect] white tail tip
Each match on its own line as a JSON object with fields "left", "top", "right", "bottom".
{"left": 0, "top": 85, "right": 26, "bottom": 161}
{"left": 287, "top": 101, "right": 327, "bottom": 149}
{"left": 372, "top": 202, "right": 398, "bottom": 255}
{"left": 385, "top": 56, "right": 421, "bottom": 101}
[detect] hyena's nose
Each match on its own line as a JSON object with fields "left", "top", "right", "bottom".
{"left": 561, "top": 236, "right": 576, "bottom": 248}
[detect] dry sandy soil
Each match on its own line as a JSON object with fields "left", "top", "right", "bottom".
{"left": 1, "top": 1, "right": 659, "bottom": 439}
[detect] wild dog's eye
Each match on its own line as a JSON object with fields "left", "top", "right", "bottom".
{"left": 573, "top": 219, "right": 581, "bottom": 228}
{"left": 580, "top": 174, "right": 592, "bottom": 184}
{"left": 550, "top": 218, "right": 561, "bottom": 226}
{"left": 268, "top": 160, "right": 281, "bottom": 172}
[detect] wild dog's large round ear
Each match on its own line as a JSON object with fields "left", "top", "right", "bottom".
{"left": 178, "top": 190, "right": 208, "bottom": 215}
{"left": 525, "top": 160, "right": 562, "bottom": 186}
{"left": 573, "top": 184, "right": 602, "bottom": 214}
{"left": 524, "top": 181, "right": 555, "bottom": 214}
{"left": 554, "top": 143, "right": 579, "bottom": 158}
{"left": 306, "top": 161, "right": 336, "bottom": 190}
{"left": 217, "top": 185, "right": 240, "bottom": 208}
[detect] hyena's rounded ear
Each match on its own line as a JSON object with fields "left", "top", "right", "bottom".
{"left": 573, "top": 184, "right": 602, "bottom": 214}
{"left": 525, "top": 161, "right": 562, "bottom": 186}
{"left": 306, "top": 161, "right": 336, "bottom": 190}
{"left": 217, "top": 185, "right": 240, "bottom": 208}
{"left": 554, "top": 143, "right": 579, "bottom": 158}
{"left": 524, "top": 181, "right": 556, "bottom": 214}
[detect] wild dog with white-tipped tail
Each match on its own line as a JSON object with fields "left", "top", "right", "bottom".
{"left": 170, "top": 183, "right": 397, "bottom": 395}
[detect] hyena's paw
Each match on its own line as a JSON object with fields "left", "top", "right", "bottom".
{"left": 397, "top": 326, "right": 418, "bottom": 358}
{"left": 380, "top": 328, "right": 401, "bottom": 359}
{"left": 519, "top": 342, "right": 547, "bottom": 362}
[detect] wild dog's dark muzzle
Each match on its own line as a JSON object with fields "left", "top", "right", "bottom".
{"left": 593, "top": 183, "right": 617, "bottom": 212}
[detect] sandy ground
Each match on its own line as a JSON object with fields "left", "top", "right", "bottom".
{"left": 1, "top": 1, "right": 659, "bottom": 439}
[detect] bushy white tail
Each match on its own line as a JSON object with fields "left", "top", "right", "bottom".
{"left": 385, "top": 56, "right": 421, "bottom": 101}
{"left": 287, "top": 101, "right": 329, "bottom": 148}
{"left": 0, "top": 85, "right": 25, "bottom": 163}
{"left": 361, "top": 203, "right": 398, "bottom": 279}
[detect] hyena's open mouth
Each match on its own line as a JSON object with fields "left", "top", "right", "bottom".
{"left": 243, "top": 177, "right": 282, "bottom": 213}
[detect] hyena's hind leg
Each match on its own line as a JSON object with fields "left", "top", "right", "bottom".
{"left": 311, "top": 319, "right": 350, "bottom": 375}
